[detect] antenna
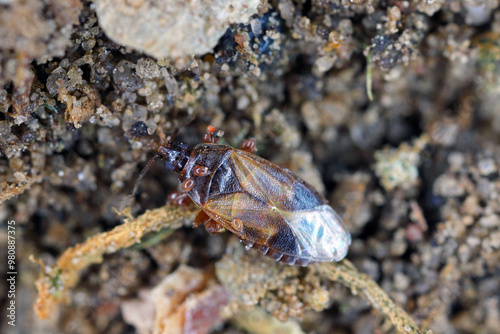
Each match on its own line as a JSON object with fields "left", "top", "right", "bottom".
{"left": 120, "top": 154, "right": 160, "bottom": 211}
{"left": 167, "top": 114, "right": 196, "bottom": 144}
{"left": 130, "top": 154, "right": 160, "bottom": 198}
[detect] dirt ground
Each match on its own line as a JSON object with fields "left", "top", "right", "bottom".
{"left": 1, "top": 1, "right": 500, "bottom": 333}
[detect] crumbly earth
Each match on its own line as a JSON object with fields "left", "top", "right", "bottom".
{"left": 1, "top": 0, "right": 500, "bottom": 333}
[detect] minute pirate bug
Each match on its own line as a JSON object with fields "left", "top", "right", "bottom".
{"left": 133, "top": 125, "right": 351, "bottom": 266}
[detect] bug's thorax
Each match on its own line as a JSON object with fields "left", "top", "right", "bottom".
{"left": 177, "top": 143, "right": 235, "bottom": 204}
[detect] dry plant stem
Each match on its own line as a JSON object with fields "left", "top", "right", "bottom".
{"left": 33, "top": 203, "right": 199, "bottom": 319}
{"left": 366, "top": 50, "right": 374, "bottom": 101}
{"left": 317, "top": 260, "right": 433, "bottom": 334}
{"left": 0, "top": 179, "right": 32, "bottom": 203}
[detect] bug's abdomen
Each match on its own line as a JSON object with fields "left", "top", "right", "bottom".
{"left": 241, "top": 240, "right": 312, "bottom": 266}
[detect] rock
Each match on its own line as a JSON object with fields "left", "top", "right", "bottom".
{"left": 94, "top": 0, "right": 260, "bottom": 58}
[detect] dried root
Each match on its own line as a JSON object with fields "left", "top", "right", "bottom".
{"left": 33, "top": 203, "right": 198, "bottom": 318}
{"left": 317, "top": 260, "right": 433, "bottom": 334}
{"left": 33, "top": 203, "right": 432, "bottom": 334}
{"left": 216, "top": 240, "right": 431, "bottom": 334}
{"left": 0, "top": 177, "right": 35, "bottom": 204}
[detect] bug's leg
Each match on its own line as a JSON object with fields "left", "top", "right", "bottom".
{"left": 203, "top": 125, "right": 224, "bottom": 144}
{"left": 205, "top": 219, "right": 226, "bottom": 235}
{"left": 203, "top": 125, "right": 216, "bottom": 143}
{"left": 240, "top": 138, "right": 257, "bottom": 153}
{"left": 192, "top": 210, "right": 211, "bottom": 229}
{"left": 167, "top": 191, "right": 191, "bottom": 206}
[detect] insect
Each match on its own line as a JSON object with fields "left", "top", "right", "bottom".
{"left": 136, "top": 125, "right": 351, "bottom": 266}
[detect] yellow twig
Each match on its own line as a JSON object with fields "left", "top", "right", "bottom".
{"left": 366, "top": 50, "right": 374, "bottom": 101}
{"left": 33, "top": 203, "right": 198, "bottom": 319}
{"left": 317, "top": 260, "right": 432, "bottom": 334}
{"left": 0, "top": 177, "right": 36, "bottom": 204}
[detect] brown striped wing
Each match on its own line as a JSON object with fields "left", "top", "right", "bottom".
{"left": 202, "top": 149, "right": 351, "bottom": 262}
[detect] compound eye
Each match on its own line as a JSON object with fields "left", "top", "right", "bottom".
{"left": 177, "top": 142, "right": 189, "bottom": 150}
{"left": 164, "top": 160, "right": 175, "bottom": 171}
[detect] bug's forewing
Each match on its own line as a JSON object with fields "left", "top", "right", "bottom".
{"left": 204, "top": 192, "right": 299, "bottom": 253}
{"left": 205, "top": 149, "right": 351, "bottom": 262}
{"left": 280, "top": 205, "right": 351, "bottom": 262}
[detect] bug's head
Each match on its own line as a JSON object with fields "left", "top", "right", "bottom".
{"left": 125, "top": 118, "right": 196, "bottom": 207}
{"left": 158, "top": 142, "right": 190, "bottom": 173}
